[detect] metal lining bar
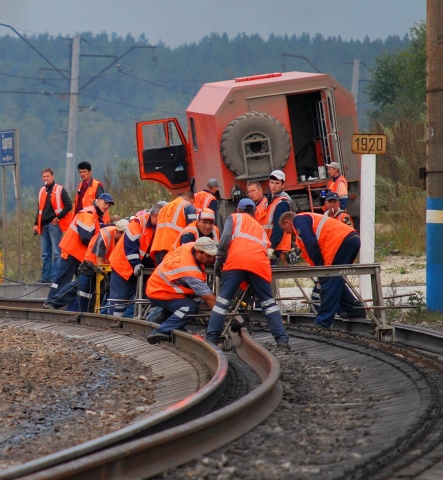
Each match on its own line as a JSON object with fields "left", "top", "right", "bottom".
{"left": 270, "top": 263, "right": 393, "bottom": 339}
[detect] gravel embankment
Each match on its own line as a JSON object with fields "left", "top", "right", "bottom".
{"left": 0, "top": 327, "right": 158, "bottom": 470}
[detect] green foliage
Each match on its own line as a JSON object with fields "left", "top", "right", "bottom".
{"left": 0, "top": 157, "right": 172, "bottom": 282}
{"left": 367, "top": 22, "right": 426, "bottom": 123}
{"left": 102, "top": 158, "right": 172, "bottom": 217}
{"left": 0, "top": 30, "right": 410, "bottom": 208}
{"left": 372, "top": 112, "right": 426, "bottom": 256}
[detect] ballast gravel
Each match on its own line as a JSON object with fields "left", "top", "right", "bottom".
{"left": 0, "top": 327, "right": 158, "bottom": 471}
{"left": 155, "top": 338, "right": 376, "bottom": 480}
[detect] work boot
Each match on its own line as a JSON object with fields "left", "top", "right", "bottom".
{"left": 147, "top": 331, "right": 172, "bottom": 345}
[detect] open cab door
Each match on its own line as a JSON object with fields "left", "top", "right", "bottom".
{"left": 136, "top": 118, "right": 192, "bottom": 192}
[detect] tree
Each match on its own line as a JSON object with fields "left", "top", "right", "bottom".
{"left": 367, "top": 22, "right": 426, "bottom": 122}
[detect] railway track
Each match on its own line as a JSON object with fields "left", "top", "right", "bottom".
{"left": 1, "top": 298, "right": 443, "bottom": 478}
{"left": 0, "top": 305, "right": 281, "bottom": 480}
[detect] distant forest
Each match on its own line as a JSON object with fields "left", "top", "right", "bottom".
{"left": 0, "top": 30, "right": 410, "bottom": 207}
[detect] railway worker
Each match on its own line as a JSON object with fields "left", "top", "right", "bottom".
{"left": 205, "top": 198, "right": 290, "bottom": 350}
{"left": 173, "top": 208, "right": 220, "bottom": 247}
{"left": 263, "top": 170, "right": 292, "bottom": 265}
{"left": 279, "top": 211, "right": 365, "bottom": 330}
{"left": 325, "top": 162, "right": 348, "bottom": 210}
{"left": 323, "top": 191, "right": 354, "bottom": 228}
{"left": 44, "top": 193, "right": 114, "bottom": 307}
{"left": 247, "top": 180, "right": 268, "bottom": 224}
{"left": 76, "top": 218, "right": 129, "bottom": 312}
{"left": 193, "top": 178, "right": 219, "bottom": 221}
{"left": 150, "top": 191, "right": 197, "bottom": 264}
{"left": 44, "top": 219, "right": 129, "bottom": 311}
{"left": 33, "top": 168, "right": 72, "bottom": 283}
{"left": 146, "top": 237, "right": 218, "bottom": 344}
{"left": 72, "top": 161, "right": 106, "bottom": 215}
{"left": 108, "top": 202, "right": 161, "bottom": 317}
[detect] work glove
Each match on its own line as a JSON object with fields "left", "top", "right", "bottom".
{"left": 133, "top": 264, "right": 144, "bottom": 277}
{"left": 78, "top": 261, "right": 95, "bottom": 276}
{"left": 214, "top": 259, "right": 223, "bottom": 277}
{"left": 267, "top": 248, "right": 275, "bottom": 260}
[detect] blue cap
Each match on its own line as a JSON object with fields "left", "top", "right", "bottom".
{"left": 325, "top": 191, "right": 339, "bottom": 201}
{"left": 238, "top": 198, "right": 256, "bottom": 210}
{"left": 99, "top": 192, "right": 114, "bottom": 205}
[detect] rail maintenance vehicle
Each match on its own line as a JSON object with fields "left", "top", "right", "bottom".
{"left": 135, "top": 70, "right": 361, "bottom": 225}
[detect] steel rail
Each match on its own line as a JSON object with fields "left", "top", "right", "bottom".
{"left": 0, "top": 307, "right": 282, "bottom": 480}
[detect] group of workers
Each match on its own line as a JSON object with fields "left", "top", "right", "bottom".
{"left": 35, "top": 160, "right": 363, "bottom": 348}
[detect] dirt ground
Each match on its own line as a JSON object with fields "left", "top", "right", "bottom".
{"left": 378, "top": 254, "right": 426, "bottom": 288}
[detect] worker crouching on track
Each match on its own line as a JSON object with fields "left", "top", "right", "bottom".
{"left": 279, "top": 211, "right": 365, "bottom": 330}
{"left": 146, "top": 237, "right": 217, "bottom": 345}
{"left": 206, "top": 198, "right": 289, "bottom": 350}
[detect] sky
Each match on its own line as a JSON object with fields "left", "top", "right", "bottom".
{"left": 1, "top": 0, "right": 426, "bottom": 47}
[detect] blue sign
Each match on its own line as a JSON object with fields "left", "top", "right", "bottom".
{"left": 1, "top": 130, "right": 16, "bottom": 165}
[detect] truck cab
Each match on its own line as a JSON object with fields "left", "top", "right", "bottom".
{"left": 136, "top": 71, "right": 360, "bottom": 221}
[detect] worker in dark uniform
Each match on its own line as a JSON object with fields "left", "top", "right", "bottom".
{"left": 279, "top": 211, "right": 365, "bottom": 330}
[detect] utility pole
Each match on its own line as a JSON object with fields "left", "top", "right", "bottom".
{"left": 426, "top": 0, "right": 443, "bottom": 311}
{"left": 65, "top": 35, "right": 80, "bottom": 193}
{"left": 351, "top": 58, "right": 360, "bottom": 113}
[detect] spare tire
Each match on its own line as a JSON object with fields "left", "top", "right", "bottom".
{"left": 221, "top": 112, "right": 291, "bottom": 177}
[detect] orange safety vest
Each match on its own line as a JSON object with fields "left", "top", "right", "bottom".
{"left": 146, "top": 243, "right": 207, "bottom": 300}
{"left": 325, "top": 210, "right": 354, "bottom": 228}
{"left": 261, "top": 195, "right": 291, "bottom": 251}
{"left": 254, "top": 196, "right": 268, "bottom": 224}
{"left": 193, "top": 190, "right": 216, "bottom": 214}
{"left": 110, "top": 213, "right": 155, "bottom": 280}
{"left": 173, "top": 221, "right": 220, "bottom": 248}
{"left": 293, "top": 212, "right": 356, "bottom": 266}
{"left": 59, "top": 206, "right": 101, "bottom": 262}
{"left": 327, "top": 174, "right": 348, "bottom": 202}
{"left": 36, "top": 184, "right": 71, "bottom": 234}
{"left": 84, "top": 225, "right": 119, "bottom": 265}
{"left": 150, "top": 197, "right": 190, "bottom": 255}
{"left": 73, "top": 178, "right": 110, "bottom": 224}
{"left": 223, "top": 213, "right": 271, "bottom": 282}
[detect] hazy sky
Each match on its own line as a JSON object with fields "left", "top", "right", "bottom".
{"left": 1, "top": 0, "right": 426, "bottom": 47}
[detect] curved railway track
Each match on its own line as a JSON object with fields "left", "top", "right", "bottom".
{"left": 1, "top": 299, "right": 443, "bottom": 478}
{"left": 0, "top": 305, "right": 281, "bottom": 480}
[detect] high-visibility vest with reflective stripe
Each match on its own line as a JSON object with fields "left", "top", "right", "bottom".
{"left": 173, "top": 221, "right": 220, "bottom": 248}
{"left": 260, "top": 195, "right": 291, "bottom": 251}
{"left": 223, "top": 213, "right": 271, "bottom": 282}
{"left": 294, "top": 212, "right": 356, "bottom": 266}
{"left": 74, "top": 178, "right": 101, "bottom": 213}
{"left": 324, "top": 210, "right": 354, "bottom": 228}
{"left": 109, "top": 213, "right": 155, "bottom": 280}
{"left": 84, "top": 225, "right": 118, "bottom": 264}
{"left": 327, "top": 174, "right": 348, "bottom": 202}
{"left": 59, "top": 206, "right": 101, "bottom": 262}
{"left": 146, "top": 243, "right": 206, "bottom": 300}
{"left": 193, "top": 190, "right": 216, "bottom": 214}
{"left": 73, "top": 178, "right": 110, "bottom": 224}
{"left": 254, "top": 196, "right": 268, "bottom": 224}
{"left": 37, "top": 184, "right": 71, "bottom": 234}
{"left": 150, "top": 197, "right": 189, "bottom": 255}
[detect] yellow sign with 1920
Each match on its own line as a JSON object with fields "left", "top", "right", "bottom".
{"left": 351, "top": 134, "right": 386, "bottom": 155}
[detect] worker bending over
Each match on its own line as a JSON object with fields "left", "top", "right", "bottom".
{"left": 279, "top": 211, "right": 365, "bottom": 330}
{"left": 206, "top": 198, "right": 289, "bottom": 350}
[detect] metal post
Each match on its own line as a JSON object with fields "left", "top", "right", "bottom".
{"left": 359, "top": 154, "right": 376, "bottom": 301}
{"left": 351, "top": 58, "right": 360, "bottom": 113}
{"left": 65, "top": 35, "right": 81, "bottom": 194}
{"left": 13, "top": 131, "right": 22, "bottom": 281}
{"left": 1, "top": 167, "right": 6, "bottom": 278}
{"left": 426, "top": 0, "right": 443, "bottom": 311}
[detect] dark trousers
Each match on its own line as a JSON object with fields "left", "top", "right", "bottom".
{"left": 46, "top": 255, "right": 80, "bottom": 303}
{"left": 315, "top": 233, "right": 362, "bottom": 329}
